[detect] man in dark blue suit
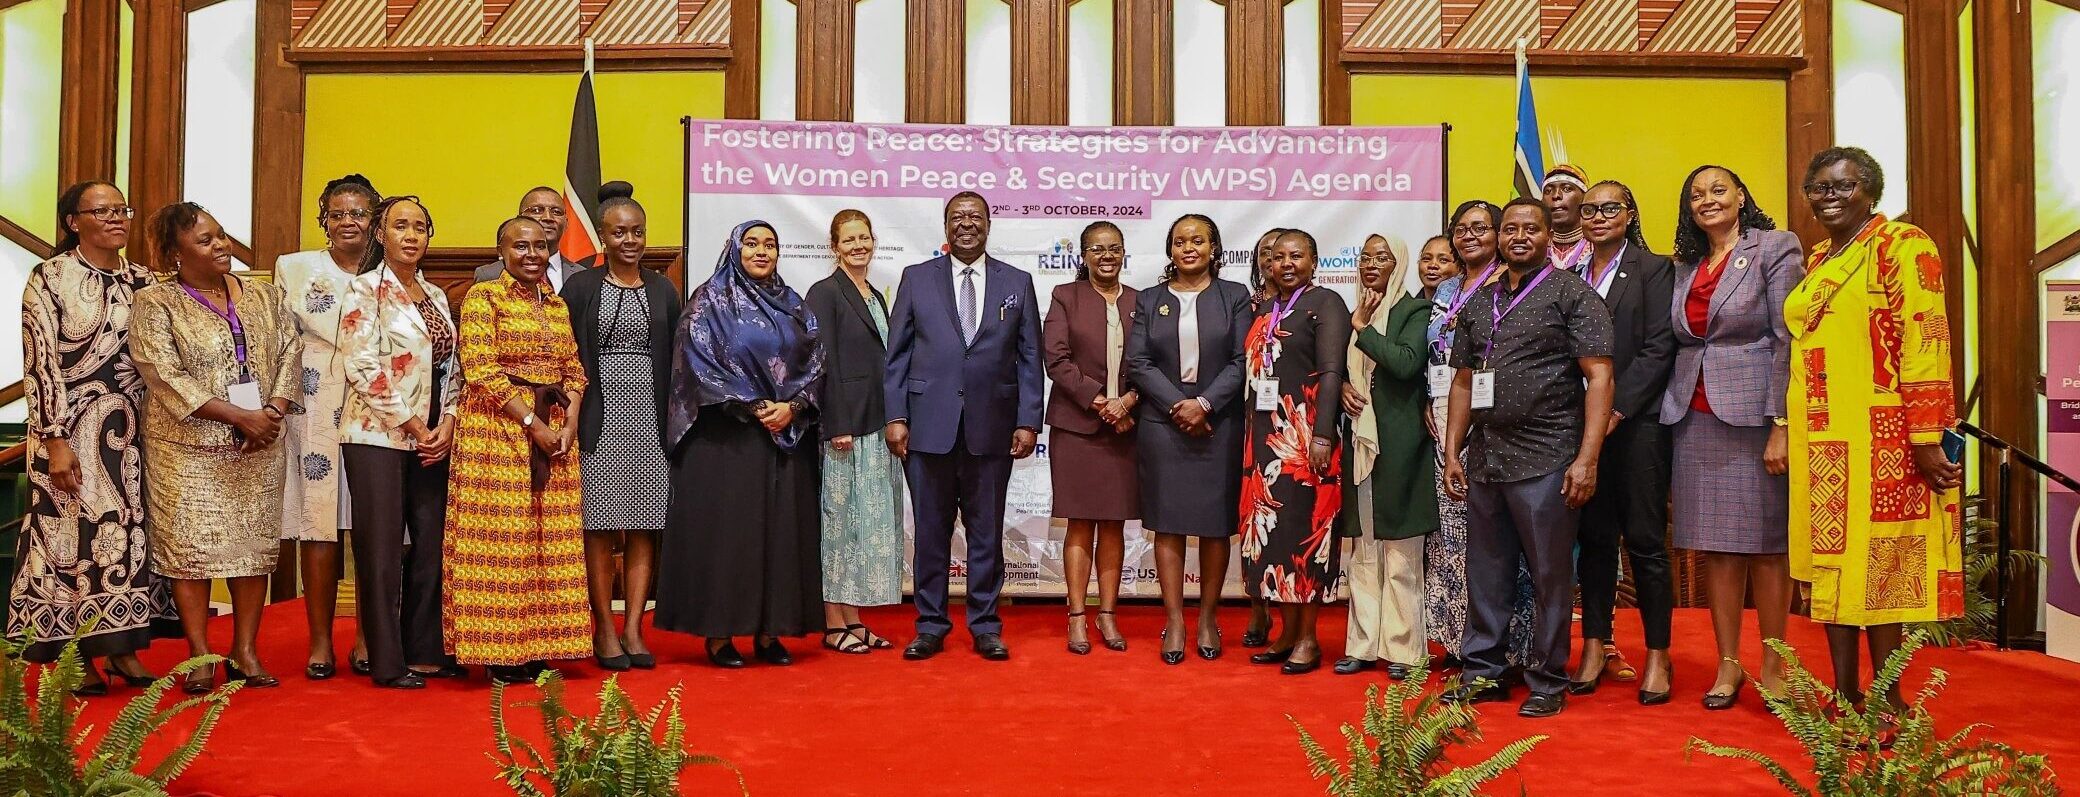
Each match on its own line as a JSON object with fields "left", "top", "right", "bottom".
{"left": 883, "top": 191, "right": 1044, "bottom": 661}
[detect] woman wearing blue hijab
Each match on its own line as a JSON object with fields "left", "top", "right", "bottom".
{"left": 653, "top": 220, "right": 828, "bottom": 668}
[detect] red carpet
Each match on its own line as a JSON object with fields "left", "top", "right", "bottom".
{"left": 69, "top": 601, "right": 2078, "bottom": 795}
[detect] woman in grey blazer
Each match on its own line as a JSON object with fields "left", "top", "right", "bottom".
{"left": 1662, "top": 165, "right": 1804, "bottom": 710}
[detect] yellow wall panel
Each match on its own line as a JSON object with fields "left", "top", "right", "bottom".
{"left": 301, "top": 71, "right": 727, "bottom": 251}
{"left": 0, "top": 0, "right": 66, "bottom": 243}
{"left": 1352, "top": 74, "right": 1788, "bottom": 253}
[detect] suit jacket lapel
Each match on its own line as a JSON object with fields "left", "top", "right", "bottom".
{"left": 1605, "top": 246, "right": 1639, "bottom": 319}
{"left": 970, "top": 258, "right": 1013, "bottom": 348}
{"left": 838, "top": 275, "right": 884, "bottom": 345}
{"left": 1706, "top": 230, "right": 1757, "bottom": 326}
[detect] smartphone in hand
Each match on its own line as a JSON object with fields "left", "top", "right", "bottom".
{"left": 1941, "top": 428, "right": 1966, "bottom": 464}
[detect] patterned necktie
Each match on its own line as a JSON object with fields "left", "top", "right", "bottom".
{"left": 959, "top": 267, "right": 978, "bottom": 345}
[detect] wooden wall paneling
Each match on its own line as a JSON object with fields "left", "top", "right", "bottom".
{"left": 796, "top": 0, "right": 860, "bottom": 120}
{"left": 1341, "top": 51, "right": 1804, "bottom": 78}
{"left": 418, "top": 248, "right": 684, "bottom": 311}
{"left": 726, "top": 0, "right": 762, "bottom": 118}
{"left": 1225, "top": 0, "right": 1284, "bottom": 125}
{"left": 58, "top": 0, "right": 122, "bottom": 190}
{"left": 1112, "top": 0, "right": 1172, "bottom": 124}
{"left": 1975, "top": 0, "right": 2039, "bottom": 639}
{"left": 287, "top": 46, "right": 732, "bottom": 72}
{"left": 128, "top": 0, "right": 186, "bottom": 262}
{"left": 1904, "top": 0, "right": 1967, "bottom": 402}
{"left": 1011, "top": 0, "right": 1070, "bottom": 124}
{"left": 1783, "top": 0, "right": 1832, "bottom": 247}
{"left": 906, "top": 0, "right": 966, "bottom": 122}
{"left": 253, "top": 0, "right": 304, "bottom": 274}
{"left": 0, "top": 215, "right": 54, "bottom": 259}
{"left": 1319, "top": 0, "right": 1349, "bottom": 125}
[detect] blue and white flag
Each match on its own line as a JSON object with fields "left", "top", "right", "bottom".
{"left": 1511, "top": 42, "right": 1545, "bottom": 199}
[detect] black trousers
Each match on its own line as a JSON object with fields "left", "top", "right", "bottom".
{"left": 1577, "top": 419, "right": 1674, "bottom": 650}
{"left": 342, "top": 444, "right": 451, "bottom": 681}
{"left": 1464, "top": 468, "right": 1578, "bottom": 696}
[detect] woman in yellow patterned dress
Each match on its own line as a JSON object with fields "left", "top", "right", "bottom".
{"left": 1787, "top": 147, "right": 1963, "bottom": 710}
{"left": 444, "top": 217, "right": 590, "bottom": 685}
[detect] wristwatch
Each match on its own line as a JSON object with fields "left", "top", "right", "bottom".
{"left": 520, "top": 412, "right": 537, "bottom": 429}
{"left": 1770, "top": 416, "right": 1788, "bottom": 428}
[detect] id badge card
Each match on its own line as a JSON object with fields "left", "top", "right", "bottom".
{"left": 1427, "top": 364, "right": 1451, "bottom": 398}
{"left": 227, "top": 378, "right": 263, "bottom": 411}
{"left": 1470, "top": 371, "right": 1496, "bottom": 410}
{"left": 1255, "top": 378, "right": 1280, "bottom": 411}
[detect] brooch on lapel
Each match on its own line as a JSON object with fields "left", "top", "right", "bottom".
{"left": 1734, "top": 257, "right": 1750, "bottom": 270}
{"left": 1158, "top": 304, "right": 1171, "bottom": 317}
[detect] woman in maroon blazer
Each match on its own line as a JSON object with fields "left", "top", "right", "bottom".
{"left": 1044, "top": 221, "right": 1140, "bottom": 655}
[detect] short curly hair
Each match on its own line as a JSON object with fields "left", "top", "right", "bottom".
{"left": 1803, "top": 146, "right": 1886, "bottom": 204}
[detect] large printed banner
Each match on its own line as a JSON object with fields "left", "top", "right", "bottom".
{"left": 684, "top": 119, "right": 1447, "bottom": 597}
{"left": 2044, "top": 282, "right": 2080, "bottom": 662}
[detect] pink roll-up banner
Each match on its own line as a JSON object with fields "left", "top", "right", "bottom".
{"left": 683, "top": 119, "right": 1448, "bottom": 598}
{"left": 2044, "top": 282, "right": 2080, "bottom": 662}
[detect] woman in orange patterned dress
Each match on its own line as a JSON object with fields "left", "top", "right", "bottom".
{"left": 444, "top": 217, "right": 591, "bottom": 685}
{"left": 1787, "top": 147, "right": 1962, "bottom": 711}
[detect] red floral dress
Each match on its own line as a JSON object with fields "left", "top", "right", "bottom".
{"left": 1239, "top": 287, "right": 1352, "bottom": 603}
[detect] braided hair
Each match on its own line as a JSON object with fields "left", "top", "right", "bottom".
{"left": 357, "top": 196, "right": 435, "bottom": 275}
{"left": 317, "top": 174, "right": 379, "bottom": 219}
{"left": 1074, "top": 220, "right": 1123, "bottom": 282}
{"left": 1672, "top": 164, "right": 1776, "bottom": 265}
{"left": 1587, "top": 179, "right": 1649, "bottom": 250}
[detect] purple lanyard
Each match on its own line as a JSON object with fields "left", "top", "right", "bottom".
{"left": 1258, "top": 286, "right": 1310, "bottom": 369}
{"left": 1482, "top": 267, "right": 1553, "bottom": 364}
{"left": 1431, "top": 262, "right": 1498, "bottom": 359}
{"left": 182, "top": 282, "right": 249, "bottom": 376}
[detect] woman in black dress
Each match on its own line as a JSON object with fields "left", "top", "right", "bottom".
{"left": 1241, "top": 227, "right": 1288, "bottom": 648}
{"left": 1125, "top": 214, "right": 1252, "bottom": 664}
{"left": 560, "top": 182, "right": 681, "bottom": 671}
{"left": 1239, "top": 229, "right": 1351, "bottom": 675}
{"left": 655, "top": 220, "right": 825, "bottom": 668}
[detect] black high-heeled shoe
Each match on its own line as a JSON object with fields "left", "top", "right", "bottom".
{"left": 1197, "top": 628, "right": 1222, "bottom": 661}
{"left": 71, "top": 680, "right": 110, "bottom": 698}
{"left": 1158, "top": 629, "right": 1184, "bottom": 666}
{"left": 486, "top": 665, "right": 533, "bottom": 685}
{"left": 225, "top": 662, "right": 280, "bottom": 689}
{"left": 180, "top": 665, "right": 218, "bottom": 696}
{"left": 1281, "top": 653, "right": 1322, "bottom": 675}
{"left": 1249, "top": 647, "right": 1294, "bottom": 665}
{"left": 706, "top": 639, "right": 747, "bottom": 669}
{"left": 104, "top": 665, "right": 156, "bottom": 688}
{"left": 1065, "top": 611, "right": 1091, "bottom": 656}
{"left": 1096, "top": 610, "right": 1127, "bottom": 652}
{"left": 349, "top": 655, "right": 372, "bottom": 677}
{"left": 595, "top": 652, "right": 632, "bottom": 671}
{"left": 374, "top": 673, "right": 427, "bottom": 690}
{"left": 1241, "top": 621, "right": 1272, "bottom": 649}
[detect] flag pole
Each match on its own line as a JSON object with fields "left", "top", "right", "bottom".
{"left": 584, "top": 37, "right": 594, "bottom": 75}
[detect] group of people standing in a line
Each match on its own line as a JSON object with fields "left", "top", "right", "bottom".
{"left": 11, "top": 144, "right": 1960, "bottom": 722}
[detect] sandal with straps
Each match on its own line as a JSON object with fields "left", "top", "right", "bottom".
{"left": 847, "top": 623, "right": 893, "bottom": 650}
{"left": 821, "top": 627, "right": 870, "bottom": 655}
{"left": 1066, "top": 611, "right": 1091, "bottom": 656}
{"left": 1096, "top": 610, "right": 1127, "bottom": 652}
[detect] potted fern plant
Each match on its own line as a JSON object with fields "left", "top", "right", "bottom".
{"left": 1291, "top": 662, "right": 1546, "bottom": 796}
{"left": 489, "top": 671, "right": 744, "bottom": 796}
{"left": 1687, "top": 634, "right": 2057, "bottom": 795}
{"left": 0, "top": 636, "right": 239, "bottom": 797}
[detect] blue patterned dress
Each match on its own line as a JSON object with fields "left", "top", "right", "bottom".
{"left": 820, "top": 297, "right": 905, "bottom": 606}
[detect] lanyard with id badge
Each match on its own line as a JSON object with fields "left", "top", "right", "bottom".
{"left": 1254, "top": 287, "right": 1310, "bottom": 411}
{"left": 183, "top": 283, "right": 263, "bottom": 412}
{"left": 1472, "top": 268, "right": 1553, "bottom": 410}
{"left": 1427, "top": 264, "right": 1496, "bottom": 400}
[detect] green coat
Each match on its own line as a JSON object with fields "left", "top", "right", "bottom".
{"left": 1337, "top": 294, "right": 1439, "bottom": 540}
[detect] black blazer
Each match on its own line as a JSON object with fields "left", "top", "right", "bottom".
{"left": 804, "top": 271, "right": 889, "bottom": 440}
{"left": 560, "top": 266, "right": 682, "bottom": 451}
{"left": 1125, "top": 278, "right": 1252, "bottom": 425}
{"left": 1596, "top": 244, "right": 1677, "bottom": 421}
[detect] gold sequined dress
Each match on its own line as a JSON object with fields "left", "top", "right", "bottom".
{"left": 443, "top": 273, "right": 590, "bottom": 666}
{"left": 130, "top": 277, "right": 304, "bottom": 579}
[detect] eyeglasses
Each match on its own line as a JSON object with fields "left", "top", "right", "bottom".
{"left": 321, "top": 209, "right": 374, "bottom": 223}
{"left": 1450, "top": 224, "right": 1493, "bottom": 239}
{"left": 1802, "top": 179, "right": 1863, "bottom": 199}
{"left": 522, "top": 206, "right": 567, "bottom": 219}
{"left": 1579, "top": 202, "right": 1631, "bottom": 220}
{"left": 1082, "top": 245, "right": 1124, "bottom": 256}
{"left": 73, "top": 206, "right": 134, "bottom": 222}
{"left": 1357, "top": 253, "right": 1396, "bottom": 264}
